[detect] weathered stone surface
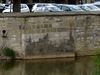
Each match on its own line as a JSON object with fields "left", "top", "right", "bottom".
{"left": 0, "top": 12, "right": 99, "bottom": 57}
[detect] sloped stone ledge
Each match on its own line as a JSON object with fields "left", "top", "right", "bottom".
{"left": 0, "top": 52, "right": 75, "bottom": 60}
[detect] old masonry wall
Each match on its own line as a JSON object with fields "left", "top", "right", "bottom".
{"left": 0, "top": 12, "right": 100, "bottom": 58}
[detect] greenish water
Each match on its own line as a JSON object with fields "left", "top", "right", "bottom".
{"left": 0, "top": 56, "right": 100, "bottom": 75}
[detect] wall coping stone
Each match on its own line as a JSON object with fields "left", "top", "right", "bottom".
{"left": 0, "top": 12, "right": 99, "bottom": 18}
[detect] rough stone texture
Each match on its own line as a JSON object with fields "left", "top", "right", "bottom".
{"left": 0, "top": 12, "right": 99, "bottom": 57}
{"left": 75, "top": 16, "right": 100, "bottom": 51}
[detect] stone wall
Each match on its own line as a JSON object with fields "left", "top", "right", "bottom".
{"left": 0, "top": 12, "right": 99, "bottom": 57}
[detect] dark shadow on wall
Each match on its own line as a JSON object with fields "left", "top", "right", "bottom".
{"left": 25, "top": 32, "right": 75, "bottom": 56}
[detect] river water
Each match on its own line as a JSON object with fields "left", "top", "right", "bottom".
{"left": 0, "top": 56, "right": 100, "bottom": 75}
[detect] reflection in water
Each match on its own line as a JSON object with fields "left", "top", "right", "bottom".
{"left": 25, "top": 59, "right": 74, "bottom": 75}
{"left": 0, "top": 60, "right": 24, "bottom": 75}
{"left": 91, "top": 56, "right": 100, "bottom": 75}
{"left": 0, "top": 56, "right": 100, "bottom": 75}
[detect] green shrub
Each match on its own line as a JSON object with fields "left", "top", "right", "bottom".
{"left": 2, "top": 48, "right": 16, "bottom": 59}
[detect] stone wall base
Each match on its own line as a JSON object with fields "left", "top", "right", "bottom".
{"left": 0, "top": 52, "right": 75, "bottom": 60}
{"left": 76, "top": 50, "right": 100, "bottom": 56}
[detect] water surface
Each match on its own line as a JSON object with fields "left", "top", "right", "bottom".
{"left": 0, "top": 56, "right": 100, "bottom": 75}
